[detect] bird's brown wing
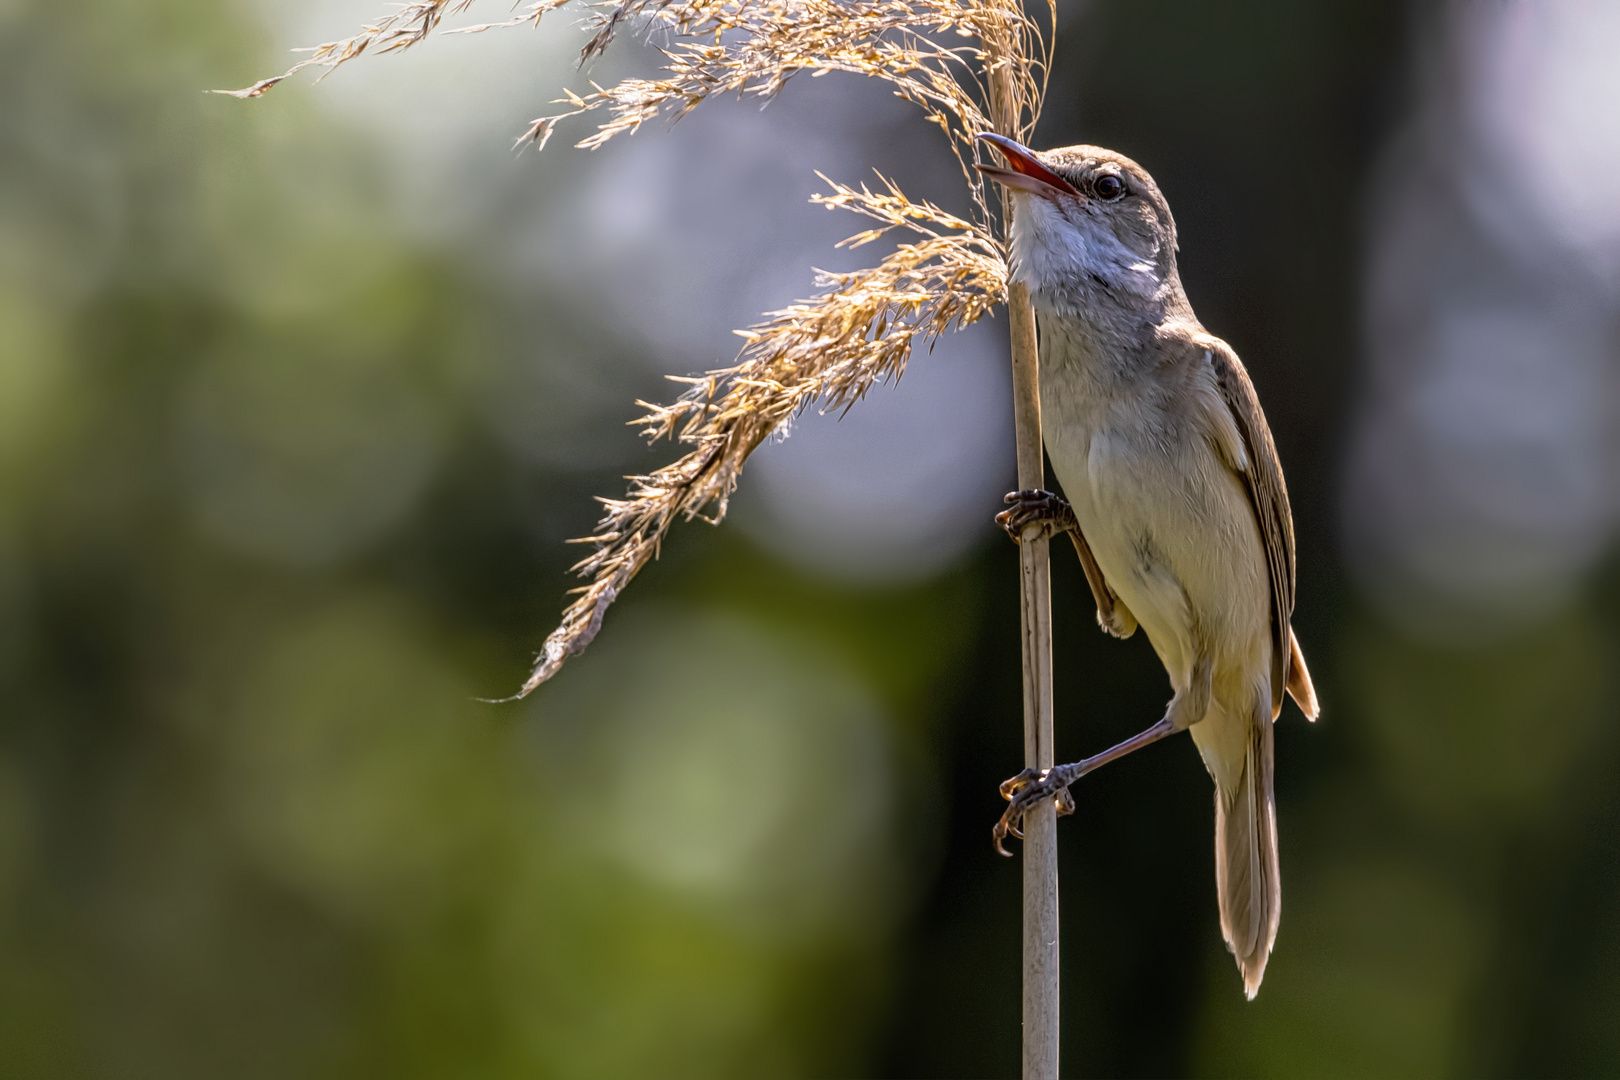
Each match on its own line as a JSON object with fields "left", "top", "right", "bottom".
{"left": 1199, "top": 336, "right": 1297, "bottom": 719}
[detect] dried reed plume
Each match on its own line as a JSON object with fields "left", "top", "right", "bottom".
{"left": 225, "top": 0, "right": 1054, "bottom": 695}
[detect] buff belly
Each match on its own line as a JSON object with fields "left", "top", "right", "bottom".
{"left": 1043, "top": 398, "right": 1272, "bottom": 792}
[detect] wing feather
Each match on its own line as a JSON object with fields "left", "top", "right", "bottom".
{"left": 1196, "top": 335, "right": 1296, "bottom": 719}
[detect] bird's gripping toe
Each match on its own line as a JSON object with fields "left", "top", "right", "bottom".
{"left": 995, "top": 489, "right": 1076, "bottom": 543}
{"left": 992, "top": 766, "right": 1076, "bottom": 856}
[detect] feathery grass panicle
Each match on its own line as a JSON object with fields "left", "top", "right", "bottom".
{"left": 525, "top": 184, "right": 1006, "bottom": 693}
{"left": 214, "top": 1, "right": 479, "bottom": 98}
{"left": 225, "top": 0, "right": 1054, "bottom": 694}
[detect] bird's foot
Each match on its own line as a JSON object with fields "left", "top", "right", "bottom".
{"left": 992, "top": 766, "right": 1078, "bottom": 856}
{"left": 996, "top": 489, "right": 1076, "bottom": 543}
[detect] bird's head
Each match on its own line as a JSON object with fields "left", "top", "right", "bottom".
{"left": 976, "top": 134, "right": 1181, "bottom": 318}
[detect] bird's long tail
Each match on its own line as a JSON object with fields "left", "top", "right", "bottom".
{"left": 1213, "top": 710, "right": 1280, "bottom": 1000}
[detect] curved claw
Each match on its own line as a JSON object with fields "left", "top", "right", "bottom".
{"left": 992, "top": 800, "right": 1031, "bottom": 855}
{"left": 993, "top": 815, "right": 1020, "bottom": 857}
{"left": 999, "top": 767, "right": 1039, "bottom": 801}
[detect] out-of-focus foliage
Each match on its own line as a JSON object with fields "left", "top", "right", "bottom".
{"left": 6, "top": 0, "right": 1620, "bottom": 1077}
{"left": 0, "top": 1, "right": 947, "bottom": 1075}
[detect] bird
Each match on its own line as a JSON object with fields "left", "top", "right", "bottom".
{"left": 976, "top": 132, "right": 1319, "bottom": 999}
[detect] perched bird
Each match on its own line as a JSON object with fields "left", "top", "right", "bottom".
{"left": 977, "top": 133, "right": 1319, "bottom": 999}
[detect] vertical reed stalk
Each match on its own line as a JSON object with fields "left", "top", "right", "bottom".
{"left": 987, "top": 48, "right": 1058, "bottom": 1079}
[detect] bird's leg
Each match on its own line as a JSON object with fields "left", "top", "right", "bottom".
{"left": 993, "top": 656, "right": 1212, "bottom": 855}
{"left": 996, "top": 490, "right": 1137, "bottom": 639}
{"left": 1068, "top": 528, "right": 1136, "bottom": 640}
{"left": 992, "top": 719, "right": 1175, "bottom": 855}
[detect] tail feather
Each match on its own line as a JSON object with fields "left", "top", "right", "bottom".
{"left": 1286, "top": 629, "right": 1319, "bottom": 719}
{"left": 1214, "top": 712, "right": 1280, "bottom": 999}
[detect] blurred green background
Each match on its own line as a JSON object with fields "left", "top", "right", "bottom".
{"left": 6, "top": 0, "right": 1620, "bottom": 1076}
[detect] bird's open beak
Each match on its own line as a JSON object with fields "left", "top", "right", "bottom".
{"left": 975, "top": 133, "right": 1079, "bottom": 199}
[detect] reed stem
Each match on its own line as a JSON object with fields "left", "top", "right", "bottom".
{"left": 988, "top": 28, "right": 1059, "bottom": 1077}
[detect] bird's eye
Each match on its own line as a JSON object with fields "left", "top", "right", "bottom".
{"left": 1094, "top": 174, "right": 1125, "bottom": 200}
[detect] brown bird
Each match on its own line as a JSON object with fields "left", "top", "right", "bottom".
{"left": 978, "top": 133, "right": 1319, "bottom": 998}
